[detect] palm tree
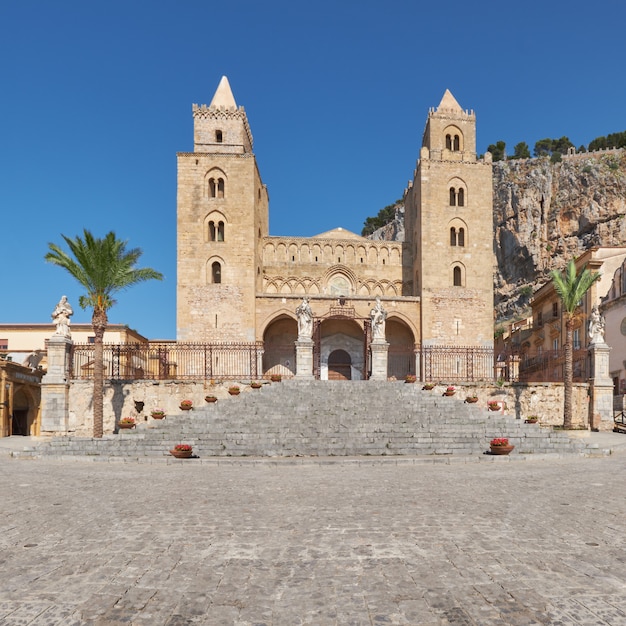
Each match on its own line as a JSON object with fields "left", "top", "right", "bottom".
{"left": 550, "top": 259, "right": 600, "bottom": 429}
{"left": 45, "top": 230, "right": 163, "bottom": 438}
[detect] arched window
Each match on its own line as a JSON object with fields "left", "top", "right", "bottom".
{"left": 450, "top": 227, "right": 457, "bottom": 246}
{"left": 449, "top": 188, "right": 456, "bottom": 206}
{"left": 208, "top": 221, "right": 216, "bottom": 241}
{"left": 212, "top": 261, "right": 222, "bottom": 284}
{"left": 217, "top": 178, "right": 225, "bottom": 198}
{"left": 458, "top": 228, "right": 465, "bottom": 247}
{"left": 209, "top": 178, "right": 216, "bottom": 198}
{"left": 217, "top": 221, "right": 225, "bottom": 242}
{"left": 216, "top": 130, "right": 223, "bottom": 143}
{"left": 453, "top": 135, "right": 460, "bottom": 151}
{"left": 445, "top": 134, "right": 452, "bottom": 150}
{"left": 453, "top": 265, "right": 462, "bottom": 287}
{"left": 457, "top": 188, "right": 465, "bottom": 206}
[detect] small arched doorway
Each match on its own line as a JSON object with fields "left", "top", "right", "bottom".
{"left": 328, "top": 349, "right": 352, "bottom": 380}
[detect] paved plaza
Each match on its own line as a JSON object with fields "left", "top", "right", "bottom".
{"left": 2, "top": 449, "right": 626, "bottom": 625}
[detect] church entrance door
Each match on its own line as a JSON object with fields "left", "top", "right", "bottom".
{"left": 328, "top": 349, "right": 352, "bottom": 380}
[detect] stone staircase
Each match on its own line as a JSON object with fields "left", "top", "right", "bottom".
{"left": 31, "top": 380, "right": 596, "bottom": 460}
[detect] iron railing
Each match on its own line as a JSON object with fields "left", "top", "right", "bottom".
{"left": 70, "top": 342, "right": 265, "bottom": 381}
{"left": 72, "top": 342, "right": 587, "bottom": 384}
{"left": 420, "top": 345, "right": 494, "bottom": 382}
{"left": 497, "top": 348, "right": 590, "bottom": 383}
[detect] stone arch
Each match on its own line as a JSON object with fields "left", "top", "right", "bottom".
{"left": 452, "top": 262, "right": 466, "bottom": 287}
{"left": 386, "top": 317, "right": 417, "bottom": 380}
{"left": 262, "top": 314, "right": 297, "bottom": 377}
{"left": 206, "top": 255, "right": 225, "bottom": 284}
{"left": 12, "top": 386, "right": 38, "bottom": 436}
{"left": 319, "top": 318, "right": 365, "bottom": 381}
{"left": 448, "top": 217, "right": 468, "bottom": 247}
{"left": 204, "top": 210, "right": 227, "bottom": 242}
{"left": 323, "top": 265, "right": 358, "bottom": 296}
{"left": 205, "top": 167, "right": 227, "bottom": 199}
{"left": 447, "top": 177, "right": 467, "bottom": 207}
{"left": 443, "top": 125, "right": 464, "bottom": 152}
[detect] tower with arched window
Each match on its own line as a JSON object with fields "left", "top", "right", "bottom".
{"left": 404, "top": 89, "right": 494, "bottom": 347}
{"left": 176, "top": 76, "right": 269, "bottom": 341}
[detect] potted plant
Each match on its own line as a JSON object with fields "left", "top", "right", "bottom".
{"left": 422, "top": 383, "right": 435, "bottom": 391}
{"left": 525, "top": 415, "right": 539, "bottom": 424}
{"left": 228, "top": 385, "right": 241, "bottom": 396}
{"left": 405, "top": 374, "right": 417, "bottom": 384}
{"left": 118, "top": 417, "right": 135, "bottom": 429}
{"left": 250, "top": 381, "right": 262, "bottom": 389}
{"left": 443, "top": 385, "right": 456, "bottom": 396}
{"left": 270, "top": 374, "right": 282, "bottom": 382}
{"left": 489, "top": 437, "right": 514, "bottom": 455}
{"left": 488, "top": 400, "right": 501, "bottom": 411}
{"left": 205, "top": 395, "right": 218, "bottom": 403}
{"left": 179, "top": 399, "right": 193, "bottom": 410}
{"left": 169, "top": 443, "right": 193, "bottom": 459}
{"left": 465, "top": 395, "right": 478, "bottom": 403}
{"left": 151, "top": 409, "right": 165, "bottom": 419}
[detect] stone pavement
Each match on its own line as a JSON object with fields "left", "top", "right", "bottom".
{"left": 3, "top": 451, "right": 626, "bottom": 625}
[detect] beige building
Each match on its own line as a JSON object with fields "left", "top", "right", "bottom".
{"left": 0, "top": 324, "right": 148, "bottom": 370}
{"left": 518, "top": 247, "right": 626, "bottom": 383}
{"left": 176, "top": 77, "right": 495, "bottom": 380}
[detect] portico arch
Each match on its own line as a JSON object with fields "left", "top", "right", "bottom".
{"left": 262, "top": 315, "right": 297, "bottom": 377}
{"left": 386, "top": 318, "right": 416, "bottom": 380}
{"left": 318, "top": 318, "right": 365, "bottom": 380}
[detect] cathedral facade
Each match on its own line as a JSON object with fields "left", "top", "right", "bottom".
{"left": 176, "top": 77, "right": 494, "bottom": 380}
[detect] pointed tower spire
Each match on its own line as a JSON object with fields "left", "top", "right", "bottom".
{"left": 437, "top": 89, "right": 463, "bottom": 113}
{"left": 209, "top": 76, "right": 237, "bottom": 109}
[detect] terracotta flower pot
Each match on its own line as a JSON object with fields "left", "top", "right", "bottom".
{"left": 151, "top": 413, "right": 165, "bottom": 419}
{"left": 170, "top": 449, "right": 193, "bottom": 459}
{"left": 205, "top": 396, "right": 218, "bottom": 403}
{"left": 228, "top": 389, "right": 240, "bottom": 396}
{"left": 490, "top": 444, "right": 514, "bottom": 455}
{"left": 118, "top": 422, "right": 135, "bottom": 429}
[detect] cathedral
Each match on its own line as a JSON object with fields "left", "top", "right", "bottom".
{"left": 176, "top": 77, "right": 494, "bottom": 380}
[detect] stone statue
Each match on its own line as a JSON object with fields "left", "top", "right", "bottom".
{"left": 370, "top": 296, "right": 387, "bottom": 341}
{"left": 52, "top": 295, "right": 73, "bottom": 338}
{"left": 296, "top": 296, "right": 313, "bottom": 340}
{"left": 22, "top": 350, "right": 43, "bottom": 369}
{"left": 588, "top": 305, "right": 605, "bottom": 344}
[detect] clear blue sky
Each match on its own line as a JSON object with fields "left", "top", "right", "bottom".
{"left": 1, "top": 0, "right": 624, "bottom": 340}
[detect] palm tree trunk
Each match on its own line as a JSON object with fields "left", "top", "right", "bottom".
{"left": 92, "top": 309, "right": 108, "bottom": 438}
{"left": 563, "top": 317, "right": 574, "bottom": 429}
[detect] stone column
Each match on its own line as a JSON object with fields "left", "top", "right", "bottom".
{"left": 41, "top": 336, "right": 72, "bottom": 434}
{"left": 588, "top": 341, "right": 613, "bottom": 431}
{"left": 295, "top": 340, "right": 314, "bottom": 379}
{"left": 369, "top": 341, "right": 389, "bottom": 381}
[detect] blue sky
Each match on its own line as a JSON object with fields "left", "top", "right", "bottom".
{"left": 1, "top": 0, "right": 625, "bottom": 340}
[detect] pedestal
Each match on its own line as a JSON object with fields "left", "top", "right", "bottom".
{"left": 41, "top": 336, "right": 72, "bottom": 433}
{"left": 295, "top": 340, "right": 314, "bottom": 379}
{"left": 369, "top": 340, "right": 389, "bottom": 381}
{"left": 588, "top": 342, "right": 613, "bottom": 431}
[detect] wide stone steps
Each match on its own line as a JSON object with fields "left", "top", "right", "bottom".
{"left": 32, "top": 380, "right": 593, "bottom": 459}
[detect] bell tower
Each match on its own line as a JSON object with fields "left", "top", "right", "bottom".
{"left": 176, "top": 76, "right": 269, "bottom": 342}
{"left": 405, "top": 90, "right": 494, "bottom": 347}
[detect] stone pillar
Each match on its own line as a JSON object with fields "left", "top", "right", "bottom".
{"left": 41, "top": 336, "right": 72, "bottom": 434}
{"left": 295, "top": 340, "right": 314, "bottom": 379}
{"left": 588, "top": 341, "right": 613, "bottom": 431}
{"left": 369, "top": 341, "right": 389, "bottom": 381}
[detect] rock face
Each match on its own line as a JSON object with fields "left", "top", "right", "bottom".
{"left": 493, "top": 149, "right": 626, "bottom": 318}
{"left": 369, "top": 148, "right": 626, "bottom": 321}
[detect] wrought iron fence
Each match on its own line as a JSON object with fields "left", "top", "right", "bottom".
{"left": 73, "top": 341, "right": 586, "bottom": 384}
{"left": 70, "top": 342, "right": 265, "bottom": 381}
{"left": 420, "top": 345, "right": 495, "bottom": 382}
{"left": 501, "top": 348, "right": 591, "bottom": 383}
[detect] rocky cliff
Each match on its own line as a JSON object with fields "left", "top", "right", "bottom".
{"left": 368, "top": 148, "right": 626, "bottom": 321}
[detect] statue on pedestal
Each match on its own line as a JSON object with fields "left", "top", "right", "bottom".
{"left": 51, "top": 295, "right": 74, "bottom": 339}
{"left": 296, "top": 296, "right": 313, "bottom": 340}
{"left": 370, "top": 297, "right": 387, "bottom": 341}
{"left": 588, "top": 305, "right": 605, "bottom": 345}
